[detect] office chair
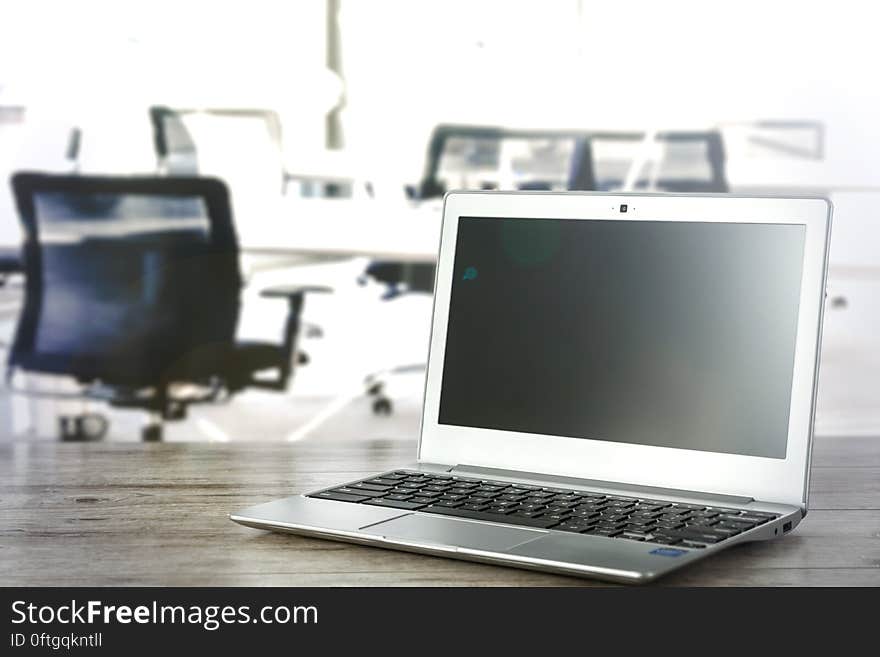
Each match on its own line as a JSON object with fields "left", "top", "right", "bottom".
{"left": 148, "top": 106, "right": 359, "bottom": 197}
{"left": 8, "top": 173, "right": 328, "bottom": 441}
{"left": 361, "top": 124, "right": 597, "bottom": 413}
{"left": 589, "top": 130, "right": 729, "bottom": 193}
{"left": 148, "top": 106, "right": 199, "bottom": 175}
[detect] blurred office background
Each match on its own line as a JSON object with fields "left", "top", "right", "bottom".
{"left": 0, "top": 0, "right": 877, "bottom": 443}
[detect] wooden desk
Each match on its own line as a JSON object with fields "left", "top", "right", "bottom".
{"left": 1, "top": 436, "right": 878, "bottom": 586}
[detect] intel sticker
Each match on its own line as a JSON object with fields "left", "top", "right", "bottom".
{"left": 650, "top": 547, "right": 687, "bottom": 557}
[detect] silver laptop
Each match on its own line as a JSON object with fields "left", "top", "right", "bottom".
{"left": 232, "top": 191, "right": 832, "bottom": 584}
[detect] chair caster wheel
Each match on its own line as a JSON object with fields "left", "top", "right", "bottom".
{"left": 59, "top": 413, "right": 108, "bottom": 441}
{"left": 372, "top": 397, "right": 393, "bottom": 415}
{"left": 142, "top": 423, "right": 163, "bottom": 442}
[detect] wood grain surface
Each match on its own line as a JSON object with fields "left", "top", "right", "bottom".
{"left": 1, "top": 436, "right": 878, "bottom": 586}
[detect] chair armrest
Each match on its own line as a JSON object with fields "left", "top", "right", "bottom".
{"left": 259, "top": 285, "right": 333, "bottom": 299}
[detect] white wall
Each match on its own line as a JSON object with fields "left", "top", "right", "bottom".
{"left": 340, "top": 0, "right": 880, "bottom": 187}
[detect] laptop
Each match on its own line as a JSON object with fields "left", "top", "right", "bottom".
{"left": 232, "top": 191, "right": 832, "bottom": 584}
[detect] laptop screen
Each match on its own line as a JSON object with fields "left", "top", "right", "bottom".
{"left": 438, "top": 216, "right": 806, "bottom": 459}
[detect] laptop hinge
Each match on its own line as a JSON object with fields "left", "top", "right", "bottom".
{"left": 449, "top": 464, "right": 755, "bottom": 505}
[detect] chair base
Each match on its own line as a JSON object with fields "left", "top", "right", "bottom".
{"left": 365, "top": 364, "right": 426, "bottom": 415}
{"left": 58, "top": 413, "right": 108, "bottom": 442}
{"left": 141, "top": 422, "right": 164, "bottom": 442}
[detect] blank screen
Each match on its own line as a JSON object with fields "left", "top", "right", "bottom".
{"left": 437, "top": 216, "right": 806, "bottom": 459}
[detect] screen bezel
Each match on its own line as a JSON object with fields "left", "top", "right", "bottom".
{"left": 419, "top": 191, "right": 831, "bottom": 508}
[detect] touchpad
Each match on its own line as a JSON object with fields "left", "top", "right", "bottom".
{"left": 361, "top": 514, "right": 545, "bottom": 553}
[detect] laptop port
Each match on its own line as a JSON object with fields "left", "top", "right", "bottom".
{"left": 783, "top": 521, "right": 792, "bottom": 533}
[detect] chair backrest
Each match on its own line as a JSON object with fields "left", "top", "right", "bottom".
{"left": 9, "top": 173, "right": 242, "bottom": 386}
{"left": 589, "top": 130, "right": 729, "bottom": 193}
{"left": 148, "top": 106, "right": 284, "bottom": 186}
{"left": 148, "top": 106, "right": 199, "bottom": 174}
{"left": 417, "top": 124, "right": 597, "bottom": 199}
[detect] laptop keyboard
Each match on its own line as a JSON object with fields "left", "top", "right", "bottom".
{"left": 308, "top": 471, "right": 780, "bottom": 549}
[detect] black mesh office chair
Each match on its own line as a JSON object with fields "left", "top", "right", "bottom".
{"left": 8, "top": 173, "right": 328, "bottom": 440}
{"left": 589, "top": 130, "right": 729, "bottom": 193}
{"left": 148, "top": 106, "right": 354, "bottom": 197}
{"left": 148, "top": 106, "right": 199, "bottom": 175}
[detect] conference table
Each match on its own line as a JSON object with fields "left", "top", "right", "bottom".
{"left": 237, "top": 198, "right": 442, "bottom": 263}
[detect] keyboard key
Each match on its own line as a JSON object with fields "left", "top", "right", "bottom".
{"left": 422, "top": 506, "right": 561, "bottom": 528}
{"left": 706, "top": 525, "right": 740, "bottom": 536}
{"left": 717, "top": 517, "right": 758, "bottom": 529}
{"left": 666, "top": 507, "right": 693, "bottom": 516}
{"left": 679, "top": 540, "right": 708, "bottom": 549}
{"left": 330, "top": 487, "right": 386, "bottom": 498}
{"left": 629, "top": 511, "right": 662, "bottom": 520}
{"left": 584, "top": 528, "right": 622, "bottom": 537}
{"left": 655, "top": 521, "right": 685, "bottom": 531}
{"left": 708, "top": 507, "right": 744, "bottom": 515}
{"left": 742, "top": 511, "right": 778, "bottom": 519}
{"left": 637, "top": 501, "right": 669, "bottom": 509}
{"left": 732, "top": 515, "right": 771, "bottom": 525}
{"left": 486, "top": 506, "right": 515, "bottom": 515}
{"left": 620, "top": 531, "right": 650, "bottom": 541}
{"left": 647, "top": 536, "right": 681, "bottom": 545}
{"left": 365, "top": 478, "right": 400, "bottom": 486}
{"left": 658, "top": 529, "right": 725, "bottom": 544}
{"left": 384, "top": 493, "right": 413, "bottom": 501}
{"left": 556, "top": 522, "right": 593, "bottom": 533}
{"left": 363, "top": 498, "right": 428, "bottom": 510}
{"left": 313, "top": 491, "right": 370, "bottom": 503}
{"left": 410, "top": 497, "right": 438, "bottom": 505}
{"left": 433, "top": 500, "right": 463, "bottom": 508}
{"left": 352, "top": 482, "right": 393, "bottom": 492}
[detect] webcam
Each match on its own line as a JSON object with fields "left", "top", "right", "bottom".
{"left": 619, "top": 204, "right": 628, "bottom": 213}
